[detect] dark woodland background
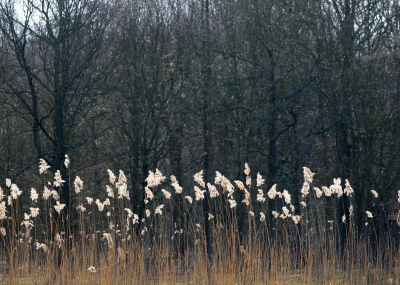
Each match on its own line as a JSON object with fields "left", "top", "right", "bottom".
{"left": 0, "top": 0, "right": 399, "bottom": 235}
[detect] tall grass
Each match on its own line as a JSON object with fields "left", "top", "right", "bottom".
{"left": 0, "top": 161, "right": 398, "bottom": 284}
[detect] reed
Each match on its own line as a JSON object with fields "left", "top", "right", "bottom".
{"left": 0, "top": 160, "right": 398, "bottom": 284}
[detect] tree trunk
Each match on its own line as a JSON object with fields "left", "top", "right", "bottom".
{"left": 201, "top": 0, "right": 212, "bottom": 260}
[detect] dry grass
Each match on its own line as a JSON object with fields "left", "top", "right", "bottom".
{"left": 0, "top": 163, "right": 399, "bottom": 284}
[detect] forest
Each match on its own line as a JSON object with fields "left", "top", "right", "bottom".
{"left": 0, "top": 0, "right": 399, "bottom": 284}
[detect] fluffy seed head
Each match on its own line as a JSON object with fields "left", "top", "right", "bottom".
{"left": 257, "top": 189, "right": 266, "bottom": 203}
{"left": 170, "top": 176, "right": 183, "bottom": 194}
{"left": 106, "top": 185, "right": 114, "bottom": 198}
{"left": 194, "top": 186, "right": 206, "bottom": 201}
{"left": 215, "top": 172, "right": 235, "bottom": 198}
{"left": 10, "top": 184, "right": 22, "bottom": 199}
{"left": 292, "top": 215, "right": 301, "bottom": 224}
{"left": 282, "top": 190, "right": 291, "bottom": 204}
{"left": 322, "top": 186, "right": 332, "bottom": 197}
{"left": 314, "top": 187, "right": 323, "bottom": 198}
{"left": 145, "top": 209, "right": 151, "bottom": 217}
{"left": 303, "top": 167, "right": 315, "bottom": 183}
{"left": 43, "top": 187, "right": 51, "bottom": 200}
{"left": 228, "top": 199, "right": 237, "bottom": 208}
{"left": 118, "top": 170, "right": 127, "bottom": 185}
{"left": 30, "top": 188, "right": 39, "bottom": 202}
{"left": 64, "top": 155, "right": 70, "bottom": 169}
{"left": 244, "top": 163, "right": 250, "bottom": 176}
{"left": 370, "top": 190, "right": 378, "bottom": 198}
{"left": 330, "top": 178, "right": 343, "bottom": 198}
{"left": 76, "top": 204, "right": 86, "bottom": 212}
{"left": 144, "top": 187, "right": 154, "bottom": 203}
{"left": 54, "top": 201, "right": 66, "bottom": 214}
{"left": 107, "top": 170, "right": 116, "bottom": 185}
{"left": 161, "top": 189, "right": 172, "bottom": 199}
{"left": 154, "top": 204, "right": 164, "bottom": 215}
{"left": 146, "top": 169, "right": 165, "bottom": 187}
{"left": 30, "top": 207, "right": 39, "bottom": 217}
{"left": 185, "top": 196, "right": 193, "bottom": 204}
{"left": 39, "top": 159, "right": 51, "bottom": 174}
{"left": 344, "top": 179, "right": 354, "bottom": 196}
{"left": 0, "top": 201, "right": 6, "bottom": 220}
{"left": 349, "top": 205, "right": 354, "bottom": 216}
{"left": 246, "top": 176, "right": 251, "bottom": 187}
{"left": 74, "top": 176, "right": 84, "bottom": 194}
{"left": 256, "top": 172, "right": 264, "bottom": 187}
{"left": 242, "top": 190, "right": 251, "bottom": 206}
{"left": 53, "top": 171, "right": 65, "bottom": 188}
{"left": 282, "top": 206, "right": 290, "bottom": 217}
{"left": 260, "top": 212, "right": 265, "bottom": 222}
{"left": 95, "top": 199, "right": 104, "bottom": 211}
{"left": 207, "top": 183, "right": 219, "bottom": 198}
{"left": 193, "top": 170, "right": 205, "bottom": 188}
{"left": 301, "top": 182, "right": 310, "bottom": 197}
{"left": 267, "top": 184, "right": 277, "bottom": 199}
{"left": 234, "top": 180, "right": 245, "bottom": 191}
{"left": 103, "top": 233, "right": 113, "bottom": 246}
{"left": 51, "top": 190, "right": 60, "bottom": 200}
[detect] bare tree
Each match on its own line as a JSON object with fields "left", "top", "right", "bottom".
{"left": 0, "top": 0, "right": 111, "bottom": 210}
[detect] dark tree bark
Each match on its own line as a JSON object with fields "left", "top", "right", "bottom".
{"left": 0, "top": 0, "right": 111, "bottom": 212}
{"left": 201, "top": 0, "right": 213, "bottom": 260}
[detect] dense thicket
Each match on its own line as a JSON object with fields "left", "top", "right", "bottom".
{"left": 0, "top": 0, "right": 399, "bottom": 236}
